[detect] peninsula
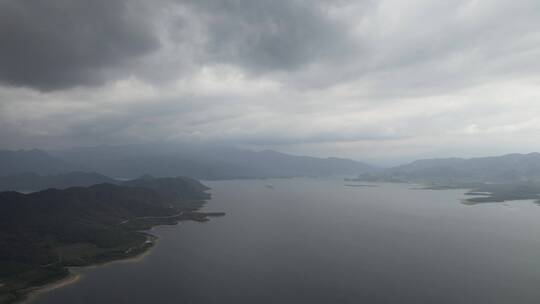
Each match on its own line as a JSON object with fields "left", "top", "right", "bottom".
{"left": 0, "top": 176, "right": 223, "bottom": 303}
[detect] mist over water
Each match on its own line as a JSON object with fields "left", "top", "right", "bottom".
{"left": 34, "top": 178, "right": 540, "bottom": 304}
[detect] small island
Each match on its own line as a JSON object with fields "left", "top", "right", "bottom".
{"left": 0, "top": 176, "right": 224, "bottom": 304}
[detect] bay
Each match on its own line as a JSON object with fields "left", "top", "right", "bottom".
{"left": 33, "top": 178, "right": 540, "bottom": 304}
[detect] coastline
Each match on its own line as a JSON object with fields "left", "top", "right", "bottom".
{"left": 84, "top": 234, "right": 159, "bottom": 268}
{"left": 23, "top": 234, "right": 159, "bottom": 304}
{"left": 23, "top": 273, "right": 81, "bottom": 304}
{"left": 0, "top": 177, "right": 217, "bottom": 304}
{"left": 6, "top": 209, "right": 223, "bottom": 304}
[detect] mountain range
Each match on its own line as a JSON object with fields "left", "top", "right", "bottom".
{"left": 355, "top": 152, "right": 540, "bottom": 184}
{"left": 4, "top": 145, "right": 540, "bottom": 185}
{"left": 0, "top": 149, "right": 77, "bottom": 176}
{"left": 0, "top": 144, "right": 375, "bottom": 180}
{"left": 0, "top": 172, "right": 115, "bottom": 192}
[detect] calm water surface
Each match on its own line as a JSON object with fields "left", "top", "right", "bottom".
{"left": 34, "top": 178, "right": 540, "bottom": 303}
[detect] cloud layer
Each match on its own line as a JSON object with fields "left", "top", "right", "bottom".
{"left": 1, "top": 0, "right": 540, "bottom": 163}
{"left": 0, "top": 0, "right": 162, "bottom": 90}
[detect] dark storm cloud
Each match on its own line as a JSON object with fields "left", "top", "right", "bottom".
{"left": 177, "top": 0, "right": 361, "bottom": 73}
{"left": 0, "top": 0, "right": 360, "bottom": 90}
{"left": 0, "top": 0, "right": 159, "bottom": 90}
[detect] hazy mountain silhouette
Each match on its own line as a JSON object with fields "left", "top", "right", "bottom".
{"left": 0, "top": 149, "right": 78, "bottom": 176}
{"left": 7, "top": 147, "right": 540, "bottom": 184}
{"left": 50, "top": 143, "right": 375, "bottom": 179}
{"left": 356, "top": 153, "right": 540, "bottom": 183}
{"left": 0, "top": 172, "right": 115, "bottom": 192}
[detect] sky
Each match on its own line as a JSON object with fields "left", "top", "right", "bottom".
{"left": 1, "top": 0, "right": 540, "bottom": 165}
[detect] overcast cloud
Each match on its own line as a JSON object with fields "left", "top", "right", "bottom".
{"left": 1, "top": 0, "right": 540, "bottom": 164}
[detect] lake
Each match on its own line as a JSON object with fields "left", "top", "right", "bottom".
{"left": 32, "top": 178, "right": 540, "bottom": 303}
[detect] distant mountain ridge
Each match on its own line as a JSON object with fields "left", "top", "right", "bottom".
{"left": 0, "top": 172, "right": 116, "bottom": 192}
{"left": 5, "top": 148, "right": 540, "bottom": 184}
{"left": 0, "top": 149, "right": 78, "bottom": 176}
{"left": 47, "top": 144, "right": 376, "bottom": 179}
{"left": 356, "top": 152, "right": 540, "bottom": 183}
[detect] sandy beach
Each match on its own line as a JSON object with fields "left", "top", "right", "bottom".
{"left": 23, "top": 272, "right": 81, "bottom": 303}
{"left": 23, "top": 234, "right": 158, "bottom": 303}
